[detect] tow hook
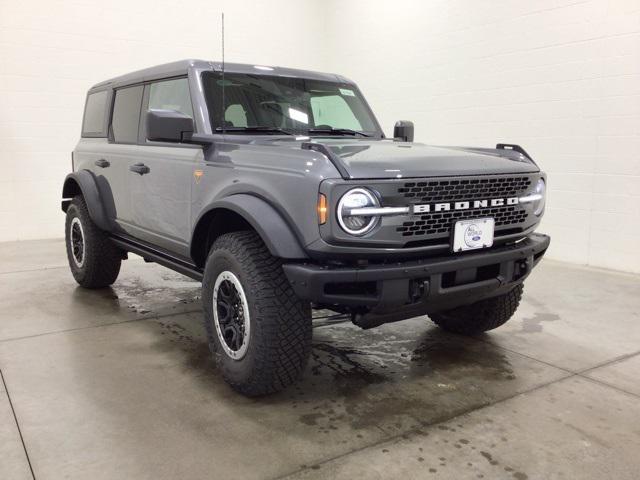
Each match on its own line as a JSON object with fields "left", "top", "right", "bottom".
{"left": 409, "top": 279, "right": 428, "bottom": 303}
{"left": 514, "top": 259, "right": 531, "bottom": 281}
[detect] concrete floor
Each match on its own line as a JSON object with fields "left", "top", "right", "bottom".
{"left": 0, "top": 239, "right": 639, "bottom": 480}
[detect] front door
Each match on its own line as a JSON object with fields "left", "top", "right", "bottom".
{"left": 126, "top": 77, "right": 201, "bottom": 259}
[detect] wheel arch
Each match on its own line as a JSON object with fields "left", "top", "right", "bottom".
{"left": 191, "top": 195, "right": 308, "bottom": 268}
{"left": 61, "top": 171, "right": 111, "bottom": 231}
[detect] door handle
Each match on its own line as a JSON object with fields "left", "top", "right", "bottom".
{"left": 95, "top": 158, "right": 110, "bottom": 168}
{"left": 129, "top": 163, "right": 150, "bottom": 175}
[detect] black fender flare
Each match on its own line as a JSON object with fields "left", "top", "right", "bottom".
{"left": 61, "top": 170, "right": 112, "bottom": 231}
{"left": 193, "top": 194, "right": 308, "bottom": 260}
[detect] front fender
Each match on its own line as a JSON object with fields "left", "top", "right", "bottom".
{"left": 62, "top": 170, "right": 112, "bottom": 231}
{"left": 195, "top": 194, "right": 308, "bottom": 260}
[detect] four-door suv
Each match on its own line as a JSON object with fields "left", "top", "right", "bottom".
{"left": 62, "top": 59, "right": 550, "bottom": 396}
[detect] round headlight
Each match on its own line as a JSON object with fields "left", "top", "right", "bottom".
{"left": 533, "top": 178, "right": 546, "bottom": 216}
{"left": 337, "top": 188, "right": 380, "bottom": 236}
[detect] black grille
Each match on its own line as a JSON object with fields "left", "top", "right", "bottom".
{"left": 392, "top": 175, "right": 533, "bottom": 239}
{"left": 397, "top": 206, "right": 528, "bottom": 237}
{"left": 398, "top": 176, "right": 532, "bottom": 203}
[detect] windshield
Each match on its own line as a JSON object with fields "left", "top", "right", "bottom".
{"left": 202, "top": 72, "right": 382, "bottom": 137}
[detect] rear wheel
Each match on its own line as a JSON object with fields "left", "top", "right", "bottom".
{"left": 202, "top": 231, "right": 312, "bottom": 396}
{"left": 65, "top": 195, "right": 122, "bottom": 288}
{"left": 430, "top": 284, "right": 523, "bottom": 335}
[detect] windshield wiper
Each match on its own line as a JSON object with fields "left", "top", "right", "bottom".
{"left": 215, "top": 126, "right": 294, "bottom": 135}
{"left": 308, "top": 128, "right": 371, "bottom": 137}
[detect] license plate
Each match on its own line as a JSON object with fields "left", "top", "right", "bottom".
{"left": 452, "top": 218, "right": 495, "bottom": 252}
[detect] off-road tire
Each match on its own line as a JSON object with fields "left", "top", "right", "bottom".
{"left": 202, "top": 231, "right": 312, "bottom": 396}
{"left": 430, "top": 284, "right": 523, "bottom": 335}
{"left": 65, "top": 195, "right": 121, "bottom": 288}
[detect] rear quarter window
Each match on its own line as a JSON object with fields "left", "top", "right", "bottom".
{"left": 81, "top": 90, "right": 110, "bottom": 137}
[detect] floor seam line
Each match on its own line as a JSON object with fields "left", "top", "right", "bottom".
{"left": 576, "top": 374, "right": 640, "bottom": 400}
{"left": 477, "top": 340, "right": 640, "bottom": 379}
{"left": 0, "top": 265, "right": 68, "bottom": 275}
{"left": 471, "top": 336, "right": 576, "bottom": 375}
{"left": 271, "top": 370, "right": 576, "bottom": 480}
{"left": 1, "top": 369, "right": 36, "bottom": 480}
{"left": 575, "top": 349, "right": 640, "bottom": 375}
{"left": 0, "top": 308, "right": 202, "bottom": 344}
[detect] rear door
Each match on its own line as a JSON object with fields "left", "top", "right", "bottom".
{"left": 75, "top": 89, "right": 126, "bottom": 227}
{"left": 126, "top": 77, "right": 202, "bottom": 258}
{"left": 105, "top": 85, "right": 144, "bottom": 230}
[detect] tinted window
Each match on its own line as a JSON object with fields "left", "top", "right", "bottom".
{"left": 149, "top": 78, "right": 193, "bottom": 117}
{"left": 82, "top": 90, "right": 109, "bottom": 137}
{"left": 311, "top": 95, "right": 362, "bottom": 130}
{"left": 112, "top": 85, "right": 143, "bottom": 144}
{"left": 224, "top": 104, "right": 248, "bottom": 127}
{"left": 202, "top": 72, "right": 380, "bottom": 136}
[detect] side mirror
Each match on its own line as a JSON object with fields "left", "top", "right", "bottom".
{"left": 393, "top": 120, "right": 414, "bottom": 142}
{"left": 146, "top": 109, "right": 194, "bottom": 142}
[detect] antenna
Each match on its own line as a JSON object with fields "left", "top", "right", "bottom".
{"left": 221, "top": 12, "right": 225, "bottom": 135}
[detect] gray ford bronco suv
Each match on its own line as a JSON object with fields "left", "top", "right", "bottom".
{"left": 62, "top": 59, "right": 549, "bottom": 396}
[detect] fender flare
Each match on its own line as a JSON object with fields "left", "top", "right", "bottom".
{"left": 194, "top": 194, "right": 308, "bottom": 260}
{"left": 61, "top": 170, "right": 112, "bottom": 231}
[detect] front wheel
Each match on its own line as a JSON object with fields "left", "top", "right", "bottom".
{"left": 202, "top": 231, "right": 312, "bottom": 396}
{"left": 430, "top": 284, "right": 523, "bottom": 335}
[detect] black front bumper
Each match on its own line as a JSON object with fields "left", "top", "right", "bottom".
{"left": 283, "top": 233, "right": 550, "bottom": 326}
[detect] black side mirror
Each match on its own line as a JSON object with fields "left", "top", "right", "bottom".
{"left": 393, "top": 120, "right": 414, "bottom": 142}
{"left": 146, "top": 109, "right": 194, "bottom": 142}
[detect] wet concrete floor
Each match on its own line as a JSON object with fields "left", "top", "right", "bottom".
{"left": 0, "top": 239, "right": 639, "bottom": 479}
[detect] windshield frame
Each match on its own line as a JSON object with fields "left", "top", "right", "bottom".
{"left": 201, "top": 71, "right": 385, "bottom": 139}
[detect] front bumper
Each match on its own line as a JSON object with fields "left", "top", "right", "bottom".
{"left": 283, "top": 233, "right": 550, "bottom": 326}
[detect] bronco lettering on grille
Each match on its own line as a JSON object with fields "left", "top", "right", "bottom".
{"left": 412, "top": 197, "right": 520, "bottom": 214}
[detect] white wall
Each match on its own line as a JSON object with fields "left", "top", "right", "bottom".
{"left": 0, "top": 0, "right": 328, "bottom": 241}
{"left": 326, "top": 0, "right": 640, "bottom": 273}
{"left": 2, "top": 0, "right": 640, "bottom": 273}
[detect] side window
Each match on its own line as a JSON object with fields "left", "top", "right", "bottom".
{"left": 148, "top": 78, "right": 193, "bottom": 117}
{"left": 82, "top": 90, "right": 109, "bottom": 137}
{"left": 112, "top": 85, "right": 143, "bottom": 144}
{"left": 310, "top": 95, "right": 362, "bottom": 130}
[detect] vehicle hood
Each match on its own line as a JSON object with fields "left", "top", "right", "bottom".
{"left": 262, "top": 138, "right": 539, "bottom": 179}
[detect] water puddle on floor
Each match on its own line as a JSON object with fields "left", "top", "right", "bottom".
{"left": 74, "top": 266, "right": 202, "bottom": 316}
{"left": 149, "top": 308, "right": 523, "bottom": 438}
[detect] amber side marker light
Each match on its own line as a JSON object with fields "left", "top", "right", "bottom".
{"left": 317, "top": 194, "right": 328, "bottom": 224}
